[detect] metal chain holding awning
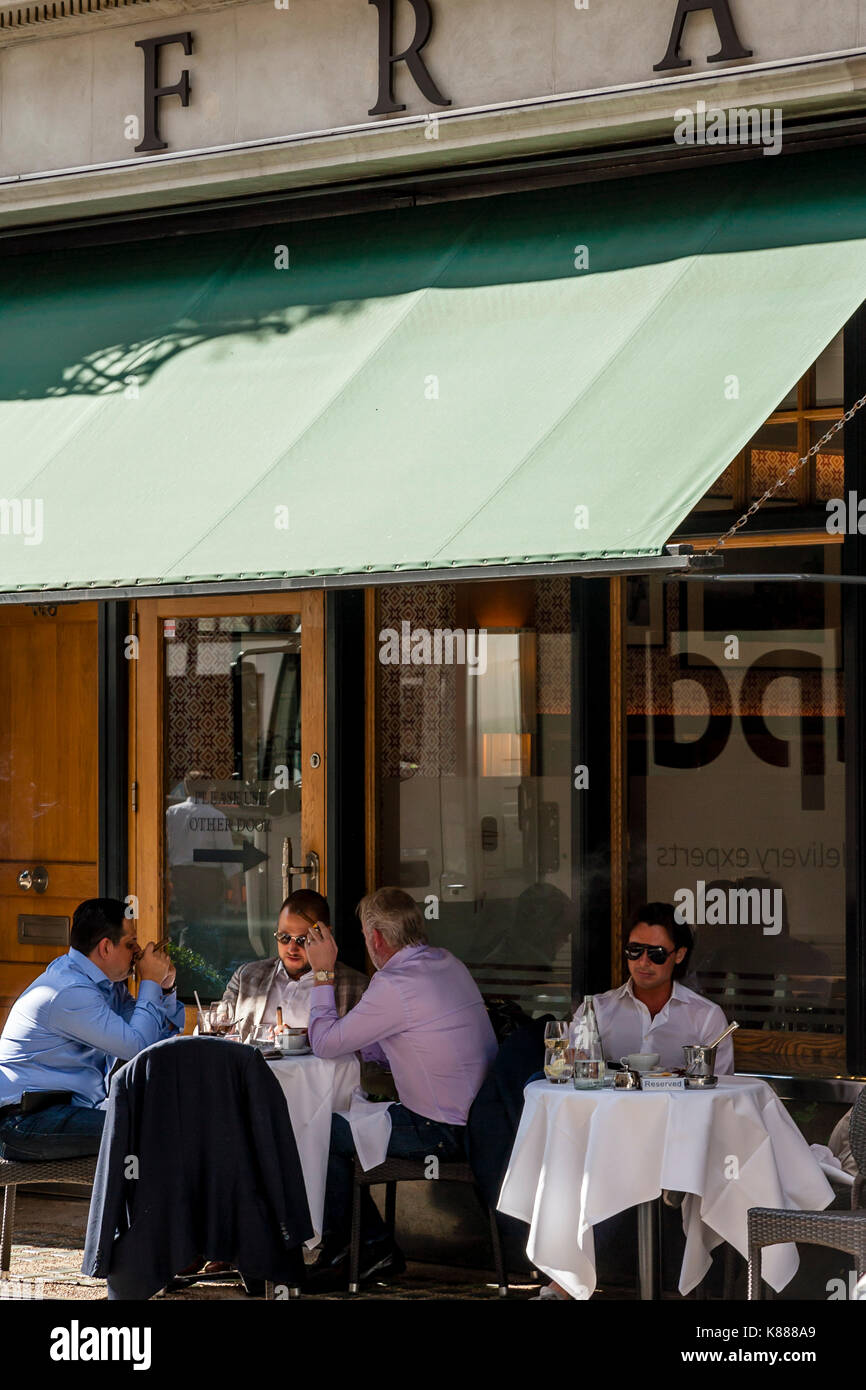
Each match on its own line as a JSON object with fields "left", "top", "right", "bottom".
{"left": 707, "top": 392, "right": 866, "bottom": 556}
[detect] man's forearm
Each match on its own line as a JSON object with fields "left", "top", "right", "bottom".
{"left": 308, "top": 978, "right": 400, "bottom": 1059}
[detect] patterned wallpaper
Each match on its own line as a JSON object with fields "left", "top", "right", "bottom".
{"left": 165, "top": 616, "right": 301, "bottom": 787}
{"left": 165, "top": 621, "right": 236, "bottom": 786}
{"left": 377, "top": 583, "right": 459, "bottom": 781}
{"left": 376, "top": 578, "right": 573, "bottom": 781}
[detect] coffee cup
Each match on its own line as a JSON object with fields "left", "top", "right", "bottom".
{"left": 276, "top": 1028, "right": 308, "bottom": 1054}
{"left": 621, "top": 1053, "right": 660, "bottom": 1073}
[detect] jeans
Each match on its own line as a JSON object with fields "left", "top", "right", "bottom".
{"left": 0, "top": 1103, "right": 105, "bottom": 1161}
{"left": 322, "top": 1104, "right": 466, "bottom": 1249}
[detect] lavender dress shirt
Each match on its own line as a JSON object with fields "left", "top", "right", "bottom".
{"left": 308, "top": 944, "right": 497, "bottom": 1125}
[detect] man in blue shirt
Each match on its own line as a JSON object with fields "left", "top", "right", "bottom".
{"left": 0, "top": 897, "right": 185, "bottom": 1160}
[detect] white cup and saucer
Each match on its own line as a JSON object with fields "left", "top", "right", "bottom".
{"left": 620, "top": 1052, "right": 660, "bottom": 1074}
{"left": 275, "top": 1028, "right": 311, "bottom": 1056}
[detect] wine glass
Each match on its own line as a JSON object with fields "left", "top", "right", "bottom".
{"left": 198, "top": 1004, "right": 219, "bottom": 1035}
{"left": 544, "top": 1021, "right": 569, "bottom": 1046}
{"left": 543, "top": 1021, "right": 573, "bottom": 1084}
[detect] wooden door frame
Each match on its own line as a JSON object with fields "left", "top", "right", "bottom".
{"left": 129, "top": 591, "right": 326, "bottom": 947}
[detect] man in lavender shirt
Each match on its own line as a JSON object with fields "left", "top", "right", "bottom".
{"left": 304, "top": 886, "right": 497, "bottom": 1289}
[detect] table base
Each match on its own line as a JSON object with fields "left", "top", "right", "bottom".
{"left": 637, "top": 1198, "right": 662, "bottom": 1300}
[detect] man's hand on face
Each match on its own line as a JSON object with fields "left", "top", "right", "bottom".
{"left": 304, "top": 923, "right": 338, "bottom": 973}
{"left": 137, "top": 942, "right": 174, "bottom": 987}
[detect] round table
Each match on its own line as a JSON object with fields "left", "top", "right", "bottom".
{"left": 497, "top": 1075, "right": 835, "bottom": 1300}
{"left": 267, "top": 1053, "right": 359, "bottom": 1245}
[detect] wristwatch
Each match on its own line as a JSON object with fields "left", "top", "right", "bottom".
{"left": 313, "top": 970, "right": 336, "bottom": 984}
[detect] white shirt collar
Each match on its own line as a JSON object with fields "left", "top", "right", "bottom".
{"left": 621, "top": 977, "right": 687, "bottom": 1006}
{"left": 277, "top": 963, "right": 314, "bottom": 988}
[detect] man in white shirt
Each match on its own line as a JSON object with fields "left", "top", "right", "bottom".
{"left": 536, "top": 902, "right": 733, "bottom": 1300}
{"left": 572, "top": 902, "right": 734, "bottom": 1074}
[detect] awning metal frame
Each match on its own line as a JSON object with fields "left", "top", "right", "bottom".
{"left": 0, "top": 550, "right": 705, "bottom": 605}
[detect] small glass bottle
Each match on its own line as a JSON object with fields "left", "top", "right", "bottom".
{"left": 570, "top": 995, "right": 605, "bottom": 1089}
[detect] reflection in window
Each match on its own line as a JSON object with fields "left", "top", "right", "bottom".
{"left": 376, "top": 580, "right": 575, "bottom": 1021}
{"left": 163, "top": 615, "right": 301, "bottom": 1001}
{"left": 626, "top": 551, "right": 845, "bottom": 1075}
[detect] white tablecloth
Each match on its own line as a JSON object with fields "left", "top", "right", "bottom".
{"left": 498, "top": 1076, "right": 835, "bottom": 1300}
{"left": 267, "top": 1054, "right": 359, "bottom": 1245}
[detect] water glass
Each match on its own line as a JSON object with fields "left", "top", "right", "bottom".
{"left": 573, "top": 1058, "right": 605, "bottom": 1089}
{"left": 543, "top": 1022, "right": 573, "bottom": 1084}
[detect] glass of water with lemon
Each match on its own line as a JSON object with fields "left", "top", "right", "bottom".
{"left": 543, "top": 1021, "right": 574, "bottom": 1084}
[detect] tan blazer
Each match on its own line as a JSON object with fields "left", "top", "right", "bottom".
{"left": 221, "top": 957, "right": 367, "bottom": 1038}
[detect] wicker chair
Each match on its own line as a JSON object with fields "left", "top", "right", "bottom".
{"left": 0, "top": 1154, "right": 98, "bottom": 1275}
{"left": 348, "top": 1156, "right": 509, "bottom": 1296}
{"left": 747, "top": 1087, "right": 866, "bottom": 1299}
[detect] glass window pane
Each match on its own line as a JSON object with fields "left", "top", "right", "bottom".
{"left": 748, "top": 422, "right": 799, "bottom": 503}
{"left": 163, "top": 614, "right": 302, "bottom": 1000}
{"left": 376, "top": 579, "right": 575, "bottom": 1020}
{"left": 626, "top": 553, "right": 845, "bottom": 1076}
{"left": 814, "top": 330, "right": 844, "bottom": 407}
{"left": 812, "top": 421, "right": 844, "bottom": 503}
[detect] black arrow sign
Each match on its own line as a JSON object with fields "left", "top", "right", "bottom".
{"left": 194, "top": 844, "right": 269, "bottom": 873}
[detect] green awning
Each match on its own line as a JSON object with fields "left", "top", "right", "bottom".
{"left": 3, "top": 147, "right": 866, "bottom": 593}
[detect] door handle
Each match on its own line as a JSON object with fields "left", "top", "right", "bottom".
{"left": 281, "top": 839, "right": 320, "bottom": 899}
{"left": 18, "top": 865, "right": 49, "bottom": 893}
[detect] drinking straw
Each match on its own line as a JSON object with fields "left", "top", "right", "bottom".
{"left": 193, "top": 990, "right": 206, "bottom": 1033}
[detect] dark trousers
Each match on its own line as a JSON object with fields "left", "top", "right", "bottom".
{"left": 0, "top": 1103, "right": 105, "bottom": 1161}
{"left": 322, "top": 1104, "right": 466, "bottom": 1248}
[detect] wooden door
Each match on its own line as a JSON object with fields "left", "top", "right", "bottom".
{"left": 0, "top": 603, "right": 99, "bottom": 1027}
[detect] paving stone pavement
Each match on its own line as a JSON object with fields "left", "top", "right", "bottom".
{"left": 3, "top": 1194, "right": 542, "bottom": 1302}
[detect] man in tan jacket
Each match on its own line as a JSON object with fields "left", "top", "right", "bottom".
{"left": 222, "top": 890, "right": 368, "bottom": 1037}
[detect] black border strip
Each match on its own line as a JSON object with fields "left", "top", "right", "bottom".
{"left": 571, "top": 576, "right": 613, "bottom": 999}
{"left": 97, "top": 600, "right": 129, "bottom": 900}
{"left": 844, "top": 306, "right": 866, "bottom": 1077}
{"left": 325, "top": 590, "right": 367, "bottom": 971}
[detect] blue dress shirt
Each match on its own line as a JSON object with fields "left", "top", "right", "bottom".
{"left": 0, "top": 948, "right": 186, "bottom": 1109}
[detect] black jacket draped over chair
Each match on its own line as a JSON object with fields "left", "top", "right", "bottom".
{"left": 83, "top": 1035, "right": 313, "bottom": 1299}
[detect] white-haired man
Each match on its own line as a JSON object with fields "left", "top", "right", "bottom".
{"left": 304, "top": 886, "right": 497, "bottom": 1290}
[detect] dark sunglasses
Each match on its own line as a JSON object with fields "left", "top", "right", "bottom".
{"left": 624, "top": 943, "right": 675, "bottom": 964}
{"left": 274, "top": 932, "right": 308, "bottom": 947}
